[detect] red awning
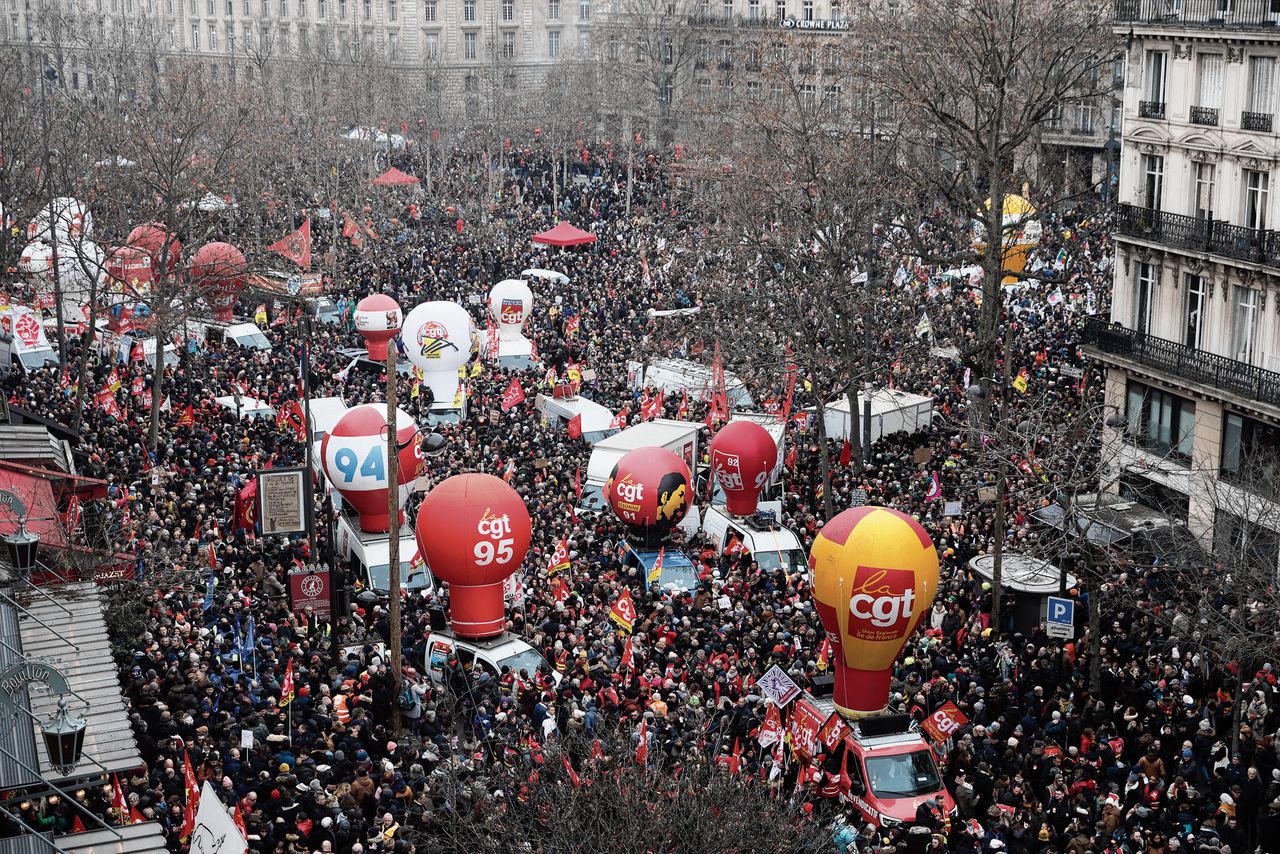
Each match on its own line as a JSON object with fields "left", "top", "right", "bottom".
{"left": 371, "top": 167, "right": 421, "bottom": 186}
{"left": 531, "top": 221, "right": 598, "bottom": 247}
{"left": 0, "top": 465, "right": 68, "bottom": 547}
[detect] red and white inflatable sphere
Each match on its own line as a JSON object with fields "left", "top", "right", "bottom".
{"left": 353, "top": 294, "right": 403, "bottom": 361}
{"left": 415, "top": 473, "right": 532, "bottom": 638}
{"left": 709, "top": 420, "right": 778, "bottom": 516}
{"left": 105, "top": 245, "right": 155, "bottom": 298}
{"left": 605, "top": 447, "right": 692, "bottom": 537}
{"left": 127, "top": 222, "right": 182, "bottom": 272}
{"left": 320, "top": 404, "right": 421, "bottom": 533}
{"left": 189, "top": 241, "right": 247, "bottom": 322}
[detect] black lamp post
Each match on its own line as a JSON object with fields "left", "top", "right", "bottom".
{"left": 41, "top": 698, "right": 86, "bottom": 777}
{"left": 4, "top": 523, "right": 39, "bottom": 574}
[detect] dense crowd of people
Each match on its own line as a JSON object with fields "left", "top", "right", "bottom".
{"left": 0, "top": 145, "right": 1266, "bottom": 854}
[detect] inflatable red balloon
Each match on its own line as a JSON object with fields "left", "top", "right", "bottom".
{"left": 416, "top": 473, "right": 531, "bottom": 638}
{"left": 126, "top": 222, "right": 182, "bottom": 272}
{"left": 605, "top": 447, "right": 691, "bottom": 545}
{"left": 190, "top": 241, "right": 247, "bottom": 322}
{"left": 104, "top": 245, "right": 154, "bottom": 298}
{"left": 353, "top": 294, "right": 403, "bottom": 361}
{"left": 709, "top": 421, "right": 778, "bottom": 516}
{"left": 320, "top": 404, "right": 421, "bottom": 533}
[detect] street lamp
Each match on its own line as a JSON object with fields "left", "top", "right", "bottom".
{"left": 4, "top": 523, "right": 39, "bottom": 574}
{"left": 41, "top": 698, "right": 86, "bottom": 777}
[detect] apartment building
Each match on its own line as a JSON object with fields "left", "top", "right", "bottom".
{"left": 1084, "top": 0, "right": 1280, "bottom": 558}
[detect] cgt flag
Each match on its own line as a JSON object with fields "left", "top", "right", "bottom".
{"left": 647, "top": 547, "right": 665, "bottom": 584}
{"left": 567, "top": 413, "right": 583, "bottom": 440}
{"left": 610, "top": 588, "right": 637, "bottom": 633}
{"left": 268, "top": 218, "right": 312, "bottom": 270}
{"left": 547, "top": 537, "right": 571, "bottom": 576}
{"left": 501, "top": 377, "right": 526, "bottom": 411}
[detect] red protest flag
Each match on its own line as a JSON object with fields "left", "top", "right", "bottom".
{"left": 609, "top": 588, "right": 637, "bottom": 633}
{"left": 72, "top": 815, "right": 86, "bottom": 834}
{"left": 677, "top": 388, "right": 689, "bottom": 421}
{"left": 110, "top": 773, "right": 128, "bottom": 823}
{"left": 758, "top": 703, "right": 783, "bottom": 748}
{"left": 839, "top": 438, "right": 852, "bottom": 467}
{"left": 233, "top": 802, "right": 247, "bottom": 838}
{"left": 641, "top": 389, "right": 664, "bottom": 421}
{"left": 620, "top": 635, "right": 634, "bottom": 671}
{"left": 501, "top": 377, "right": 526, "bottom": 411}
{"left": 235, "top": 478, "right": 258, "bottom": 531}
{"left": 784, "top": 443, "right": 797, "bottom": 469}
{"left": 280, "top": 658, "right": 296, "bottom": 706}
{"left": 180, "top": 750, "right": 199, "bottom": 840}
{"left": 547, "top": 537, "right": 571, "bottom": 576}
{"left": 177, "top": 404, "right": 195, "bottom": 428}
{"left": 567, "top": 413, "right": 583, "bottom": 439}
{"left": 563, "top": 755, "right": 581, "bottom": 789}
{"left": 609, "top": 408, "right": 629, "bottom": 429}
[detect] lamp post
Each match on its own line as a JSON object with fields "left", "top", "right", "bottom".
{"left": 41, "top": 698, "right": 86, "bottom": 777}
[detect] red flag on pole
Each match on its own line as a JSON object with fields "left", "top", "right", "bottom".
{"left": 177, "top": 404, "right": 195, "bottom": 428}
{"left": 610, "top": 589, "right": 637, "bottom": 633}
{"left": 267, "top": 219, "right": 311, "bottom": 269}
{"left": 180, "top": 750, "right": 199, "bottom": 840}
{"left": 677, "top": 388, "right": 689, "bottom": 420}
{"left": 620, "top": 634, "right": 634, "bottom": 671}
{"left": 547, "top": 537, "right": 571, "bottom": 575}
{"left": 280, "top": 658, "right": 296, "bottom": 706}
{"left": 567, "top": 413, "right": 583, "bottom": 439}
{"left": 501, "top": 377, "right": 526, "bottom": 411}
{"left": 563, "top": 755, "right": 581, "bottom": 788}
{"left": 839, "top": 439, "right": 852, "bottom": 467}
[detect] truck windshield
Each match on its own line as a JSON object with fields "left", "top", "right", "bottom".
{"left": 235, "top": 332, "right": 272, "bottom": 350}
{"left": 369, "top": 561, "right": 433, "bottom": 592}
{"left": 497, "top": 648, "right": 546, "bottom": 678}
{"left": 864, "top": 750, "right": 943, "bottom": 799}
{"left": 661, "top": 563, "right": 701, "bottom": 591}
{"left": 19, "top": 350, "right": 56, "bottom": 371}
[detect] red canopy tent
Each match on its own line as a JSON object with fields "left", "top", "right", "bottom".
{"left": 371, "top": 167, "right": 421, "bottom": 187}
{"left": 532, "top": 222, "right": 597, "bottom": 247}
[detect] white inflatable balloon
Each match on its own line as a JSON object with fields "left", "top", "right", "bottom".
{"left": 401, "top": 301, "right": 476, "bottom": 406}
{"left": 18, "top": 241, "right": 54, "bottom": 277}
{"left": 488, "top": 279, "right": 533, "bottom": 342}
{"left": 26, "top": 198, "right": 93, "bottom": 245}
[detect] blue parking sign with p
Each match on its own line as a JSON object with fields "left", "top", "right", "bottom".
{"left": 1047, "top": 596, "right": 1074, "bottom": 629}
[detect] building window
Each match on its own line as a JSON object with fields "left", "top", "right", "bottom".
{"left": 1145, "top": 49, "right": 1167, "bottom": 104}
{"left": 722, "top": 0, "right": 731, "bottom": 16}
{"left": 423, "top": 0, "right": 434, "bottom": 19}
{"left": 298, "top": 0, "right": 305, "bottom": 15}
{"left": 1245, "top": 169, "right": 1270, "bottom": 231}
{"left": 1074, "top": 101, "right": 1094, "bottom": 133}
{"left": 361, "top": 0, "right": 368, "bottom": 17}
{"left": 579, "top": 0, "right": 589, "bottom": 18}
{"left": 424, "top": 30, "right": 437, "bottom": 56}
{"left": 1222, "top": 411, "right": 1280, "bottom": 484}
{"left": 1233, "top": 286, "right": 1260, "bottom": 363}
{"left": 1184, "top": 273, "right": 1206, "bottom": 350}
{"left": 1193, "top": 162, "right": 1215, "bottom": 220}
{"left": 502, "top": 0, "right": 512, "bottom": 19}
{"left": 210, "top": 22, "right": 218, "bottom": 49}
{"left": 502, "top": 30, "right": 514, "bottom": 58}
{"left": 1215, "top": 509, "right": 1280, "bottom": 568}
{"left": 660, "top": 77, "right": 673, "bottom": 104}
{"left": 661, "top": 37, "right": 672, "bottom": 65}
{"left": 464, "top": 30, "right": 476, "bottom": 58}
{"left": 606, "top": 35, "right": 618, "bottom": 60}
{"left": 504, "top": 70, "right": 518, "bottom": 90}
{"left": 548, "top": 29, "right": 560, "bottom": 57}
{"left": 825, "top": 84, "right": 841, "bottom": 117}
{"left": 1197, "top": 52, "right": 1224, "bottom": 111}
{"left": 824, "top": 44, "right": 840, "bottom": 69}
{"left": 800, "top": 82, "right": 816, "bottom": 110}
{"left": 191, "top": 21, "right": 199, "bottom": 47}
{"left": 548, "top": 0, "right": 558, "bottom": 18}
{"left": 388, "top": 30, "right": 398, "bottom": 57}
{"left": 318, "top": 0, "right": 325, "bottom": 16}
{"left": 1143, "top": 153, "right": 1164, "bottom": 211}
{"left": 748, "top": 0, "right": 758, "bottom": 17}
{"left": 802, "top": 0, "right": 812, "bottom": 18}
{"left": 1135, "top": 262, "right": 1155, "bottom": 334}
{"left": 747, "top": 79, "right": 761, "bottom": 100}
{"left": 338, "top": 0, "right": 345, "bottom": 18}
{"left": 1250, "top": 55, "right": 1276, "bottom": 115}
{"left": 463, "top": 0, "right": 474, "bottom": 17}
{"left": 388, "top": 0, "right": 395, "bottom": 19}
{"left": 1125, "top": 381, "right": 1195, "bottom": 461}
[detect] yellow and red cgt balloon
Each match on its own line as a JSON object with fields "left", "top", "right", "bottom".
{"left": 809, "top": 506, "right": 939, "bottom": 718}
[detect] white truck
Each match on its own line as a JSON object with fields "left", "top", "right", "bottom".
{"left": 335, "top": 510, "right": 433, "bottom": 595}
{"left": 188, "top": 318, "right": 273, "bottom": 352}
{"left": 811, "top": 388, "right": 934, "bottom": 443}
{"left": 537, "top": 393, "right": 618, "bottom": 445}
{"left": 578, "top": 418, "right": 703, "bottom": 536}
{"left": 643, "top": 358, "right": 753, "bottom": 410}
{"left": 701, "top": 505, "right": 808, "bottom": 577}
{"left": 425, "top": 627, "right": 560, "bottom": 686}
{"left": 92, "top": 321, "right": 180, "bottom": 370}
{"left": 0, "top": 307, "right": 58, "bottom": 375}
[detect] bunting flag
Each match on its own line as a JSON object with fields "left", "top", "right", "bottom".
{"left": 647, "top": 547, "right": 665, "bottom": 584}
{"left": 609, "top": 588, "right": 637, "bottom": 634}
{"left": 1012, "top": 368, "right": 1030, "bottom": 394}
{"left": 925, "top": 471, "right": 942, "bottom": 501}
{"left": 267, "top": 218, "right": 312, "bottom": 270}
{"left": 279, "top": 658, "right": 295, "bottom": 706}
{"left": 501, "top": 377, "right": 526, "bottom": 411}
{"left": 548, "top": 537, "right": 571, "bottom": 576}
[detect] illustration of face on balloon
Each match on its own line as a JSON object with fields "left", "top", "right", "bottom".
{"left": 809, "top": 506, "right": 939, "bottom": 718}
{"left": 354, "top": 294, "right": 403, "bottom": 361}
{"left": 606, "top": 447, "right": 691, "bottom": 547}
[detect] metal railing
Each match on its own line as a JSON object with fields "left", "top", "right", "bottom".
{"left": 1139, "top": 100, "right": 1167, "bottom": 119}
{"left": 1116, "top": 0, "right": 1280, "bottom": 27}
{"left": 1190, "top": 105, "right": 1220, "bottom": 125}
{"left": 1242, "top": 110, "right": 1274, "bottom": 131}
{"left": 1116, "top": 203, "right": 1280, "bottom": 266}
{"left": 1083, "top": 316, "right": 1280, "bottom": 407}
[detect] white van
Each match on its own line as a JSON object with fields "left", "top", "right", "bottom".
{"left": 701, "top": 505, "right": 808, "bottom": 576}
{"left": 335, "top": 511, "right": 433, "bottom": 595}
{"left": 708, "top": 412, "right": 786, "bottom": 504}
{"left": 644, "top": 358, "right": 754, "bottom": 410}
{"left": 214, "top": 395, "right": 276, "bottom": 421}
{"left": 538, "top": 393, "right": 618, "bottom": 445}
{"left": 425, "top": 627, "right": 560, "bottom": 686}
{"left": 190, "top": 319, "right": 272, "bottom": 352}
{"left": 0, "top": 307, "right": 58, "bottom": 375}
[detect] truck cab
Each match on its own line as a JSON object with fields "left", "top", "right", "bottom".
{"left": 701, "top": 506, "right": 807, "bottom": 577}
{"left": 335, "top": 510, "right": 433, "bottom": 595}
{"left": 191, "top": 319, "right": 272, "bottom": 352}
{"left": 789, "top": 695, "right": 954, "bottom": 828}
{"left": 424, "top": 627, "right": 560, "bottom": 686}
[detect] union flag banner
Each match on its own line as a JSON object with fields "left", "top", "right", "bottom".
{"left": 501, "top": 377, "right": 525, "bottom": 411}
{"left": 268, "top": 218, "right": 311, "bottom": 270}
{"left": 609, "top": 588, "right": 637, "bottom": 633}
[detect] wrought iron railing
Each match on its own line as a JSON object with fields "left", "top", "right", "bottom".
{"left": 1190, "top": 105, "right": 1220, "bottom": 125}
{"left": 1242, "top": 110, "right": 1274, "bottom": 131}
{"left": 1083, "top": 316, "right": 1280, "bottom": 407}
{"left": 1139, "top": 100, "right": 1167, "bottom": 119}
{"left": 1116, "top": 203, "right": 1280, "bottom": 266}
{"left": 1116, "top": 0, "right": 1280, "bottom": 27}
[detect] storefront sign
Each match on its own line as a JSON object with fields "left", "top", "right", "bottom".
{"left": 779, "top": 16, "right": 852, "bottom": 30}
{"left": 288, "top": 565, "right": 331, "bottom": 618}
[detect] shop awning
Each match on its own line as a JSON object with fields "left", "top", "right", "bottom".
{"left": 531, "top": 221, "right": 597, "bottom": 247}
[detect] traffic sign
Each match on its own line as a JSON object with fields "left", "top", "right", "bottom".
{"left": 1046, "top": 595, "right": 1074, "bottom": 639}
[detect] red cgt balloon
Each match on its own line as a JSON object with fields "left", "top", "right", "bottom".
{"left": 416, "top": 473, "right": 531, "bottom": 639}
{"left": 605, "top": 447, "right": 692, "bottom": 542}
{"left": 127, "top": 222, "right": 182, "bottom": 272}
{"left": 190, "top": 241, "right": 248, "bottom": 322}
{"left": 709, "top": 420, "right": 778, "bottom": 516}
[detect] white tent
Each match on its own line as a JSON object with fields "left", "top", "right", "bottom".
{"left": 342, "top": 126, "right": 408, "bottom": 150}
{"left": 810, "top": 388, "right": 934, "bottom": 442}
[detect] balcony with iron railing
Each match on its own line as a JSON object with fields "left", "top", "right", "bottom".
{"left": 1243, "top": 110, "right": 1274, "bottom": 132}
{"left": 1116, "top": 0, "right": 1280, "bottom": 28}
{"left": 1190, "top": 105, "right": 1220, "bottom": 125}
{"left": 1083, "top": 315, "right": 1280, "bottom": 407}
{"left": 1116, "top": 202, "right": 1280, "bottom": 267}
{"left": 1139, "top": 100, "right": 1166, "bottom": 119}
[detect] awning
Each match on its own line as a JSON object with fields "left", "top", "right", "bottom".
{"left": 18, "top": 582, "right": 142, "bottom": 786}
{"left": 371, "top": 167, "right": 420, "bottom": 187}
{"left": 43, "top": 821, "right": 167, "bottom": 854}
{"left": 531, "top": 222, "right": 597, "bottom": 247}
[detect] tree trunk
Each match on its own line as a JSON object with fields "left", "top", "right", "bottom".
{"left": 813, "top": 376, "right": 833, "bottom": 520}
{"left": 1231, "top": 663, "right": 1246, "bottom": 755}
{"left": 1088, "top": 566, "right": 1102, "bottom": 695}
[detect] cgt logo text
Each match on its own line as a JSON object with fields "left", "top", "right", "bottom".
{"left": 712, "top": 451, "right": 743, "bottom": 491}
{"left": 614, "top": 475, "right": 643, "bottom": 506}
{"left": 847, "top": 566, "right": 917, "bottom": 636}
{"left": 477, "top": 508, "right": 512, "bottom": 539}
